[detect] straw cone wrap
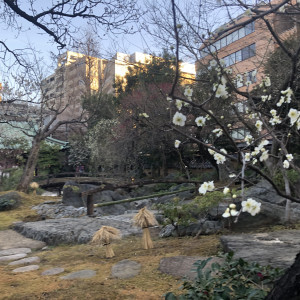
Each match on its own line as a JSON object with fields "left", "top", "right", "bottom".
{"left": 91, "top": 226, "right": 121, "bottom": 258}
{"left": 133, "top": 208, "right": 158, "bottom": 250}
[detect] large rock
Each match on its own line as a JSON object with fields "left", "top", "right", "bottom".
{"left": 13, "top": 214, "right": 142, "bottom": 245}
{"left": 244, "top": 180, "right": 300, "bottom": 223}
{"left": 220, "top": 230, "right": 300, "bottom": 269}
{"left": 0, "top": 192, "right": 21, "bottom": 211}
{"left": 62, "top": 181, "right": 86, "bottom": 207}
{"left": 0, "top": 230, "right": 46, "bottom": 250}
{"left": 62, "top": 181, "right": 133, "bottom": 215}
{"left": 159, "top": 220, "right": 222, "bottom": 238}
{"left": 159, "top": 256, "right": 223, "bottom": 280}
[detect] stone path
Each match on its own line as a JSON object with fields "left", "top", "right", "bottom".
{"left": 0, "top": 229, "right": 141, "bottom": 279}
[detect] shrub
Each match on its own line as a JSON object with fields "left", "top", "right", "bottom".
{"left": 0, "top": 192, "right": 21, "bottom": 211}
{"left": 0, "top": 168, "right": 23, "bottom": 191}
{"left": 157, "top": 191, "right": 225, "bottom": 236}
{"left": 165, "top": 252, "right": 283, "bottom": 300}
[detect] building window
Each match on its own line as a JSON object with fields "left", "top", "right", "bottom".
{"left": 246, "top": 69, "right": 257, "bottom": 84}
{"left": 223, "top": 44, "right": 256, "bottom": 67}
{"left": 231, "top": 128, "right": 249, "bottom": 140}
{"left": 200, "top": 21, "right": 255, "bottom": 58}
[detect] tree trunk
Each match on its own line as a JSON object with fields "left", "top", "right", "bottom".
{"left": 17, "top": 138, "right": 42, "bottom": 192}
{"left": 283, "top": 170, "right": 291, "bottom": 223}
{"left": 265, "top": 252, "right": 300, "bottom": 300}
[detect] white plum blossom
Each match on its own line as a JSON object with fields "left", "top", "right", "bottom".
{"left": 258, "top": 139, "right": 269, "bottom": 150}
{"left": 283, "top": 160, "right": 289, "bottom": 169}
{"left": 167, "top": 96, "right": 172, "bottom": 102}
{"left": 252, "top": 158, "right": 258, "bottom": 165}
{"left": 208, "top": 148, "right": 215, "bottom": 155}
{"left": 210, "top": 60, "right": 217, "bottom": 67}
{"left": 251, "top": 147, "right": 260, "bottom": 156}
{"left": 286, "top": 154, "right": 293, "bottom": 161}
{"left": 229, "top": 174, "right": 236, "bottom": 178}
{"left": 288, "top": 108, "right": 300, "bottom": 126}
{"left": 198, "top": 182, "right": 209, "bottom": 194}
{"left": 232, "top": 194, "right": 237, "bottom": 199}
{"left": 260, "top": 150, "right": 269, "bottom": 162}
{"left": 207, "top": 181, "right": 215, "bottom": 191}
{"left": 276, "top": 96, "right": 285, "bottom": 107}
{"left": 269, "top": 116, "right": 281, "bottom": 126}
{"left": 220, "top": 148, "right": 227, "bottom": 154}
{"left": 225, "top": 68, "right": 232, "bottom": 74}
{"left": 172, "top": 111, "right": 187, "bottom": 126}
{"left": 261, "top": 95, "right": 271, "bottom": 102}
{"left": 230, "top": 209, "right": 239, "bottom": 216}
{"left": 236, "top": 74, "right": 243, "bottom": 86}
{"left": 195, "top": 116, "right": 206, "bottom": 127}
{"left": 245, "top": 153, "right": 251, "bottom": 162}
{"left": 222, "top": 204, "right": 239, "bottom": 218}
{"left": 199, "top": 181, "right": 215, "bottom": 195}
{"left": 212, "top": 128, "right": 223, "bottom": 137}
{"left": 281, "top": 87, "right": 293, "bottom": 103}
{"left": 223, "top": 187, "right": 230, "bottom": 195}
{"left": 214, "top": 153, "right": 226, "bottom": 164}
{"left": 242, "top": 198, "right": 261, "bottom": 216}
{"left": 270, "top": 109, "right": 277, "bottom": 116}
{"left": 255, "top": 120, "right": 263, "bottom": 132}
{"left": 175, "top": 99, "right": 183, "bottom": 111}
{"left": 139, "top": 112, "right": 149, "bottom": 118}
{"left": 245, "top": 135, "right": 253, "bottom": 145}
{"left": 174, "top": 140, "right": 181, "bottom": 148}
{"left": 184, "top": 87, "right": 193, "bottom": 97}
{"left": 215, "top": 84, "right": 228, "bottom": 98}
{"left": 222, "top": 208, "right": 231, "bottom": 218}
{"left": 264, "top": 76, "right": 271, "bottom": 87}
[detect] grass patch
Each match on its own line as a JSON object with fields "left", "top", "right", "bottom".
{"left": 0, "top": 235, "right": 221, "bottom": 299}
{"left": 0, "top": 191, "right": 61, "bottom": 230}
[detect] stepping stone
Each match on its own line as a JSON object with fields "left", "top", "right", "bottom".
{"left": 111, "top": 259, "right": 141, "bottom": 279}
{"left": 0, "top": 230, "right": 45, "bottom": 250}
{"left": 0, "top": 248, "right": 31, "bottom": 257}
{"left": 42, "top": 267, "right": 65, "bottom": 276}
{"left": 9, "top": 256, "right": 40, "bottom": 266}
{"left": 60, "top": 269, "right": 96, "bottom": 280}
{"left": 0, "top": 253, "right": 27, "bottom": 262}
{"left": 13, "top": 265, "right": 39, "bottom": 273}
{"left": 159, "top": 256, "right": 224, "bottom": 280}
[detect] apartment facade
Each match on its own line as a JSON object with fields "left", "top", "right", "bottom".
{"left": 42, "top": 51, "right": 195, "bottom": 140}
{"left": 197, "top": 2, "right": 299, "bottom": 140}
{"left": 198, "top": 2, "right": 299, "bottom": 90}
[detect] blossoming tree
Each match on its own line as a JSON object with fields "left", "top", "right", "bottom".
{"left": 143, "top": 0, "right": 300, "bottom": 222}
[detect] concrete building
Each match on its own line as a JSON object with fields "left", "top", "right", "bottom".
{"left": 198, "top": 2, "right": 299, "bottom": 89}
{"left": 42, "top": 51, "right": 195, "bottom": 140}
{"left": 197, "top": 1, "right": 300, "bottom": 140}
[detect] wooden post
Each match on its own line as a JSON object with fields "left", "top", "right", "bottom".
{"left": 87, "top": 194, "right": 94, "bottom": 216}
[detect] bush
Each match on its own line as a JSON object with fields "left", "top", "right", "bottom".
{"left": 156, "top": 197, "right": 198, "bottom": 235}
{"left": 0, "top": 168, "right": 23, "bottom": 191}
{"left": 156, "top": 191, "right": 225, "bottom": 236}
{"left": 165, "top": 252, "right": 283, "bottom": 300}
{"left": 0, "top": 191, "right": 21, "bottom": 211}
